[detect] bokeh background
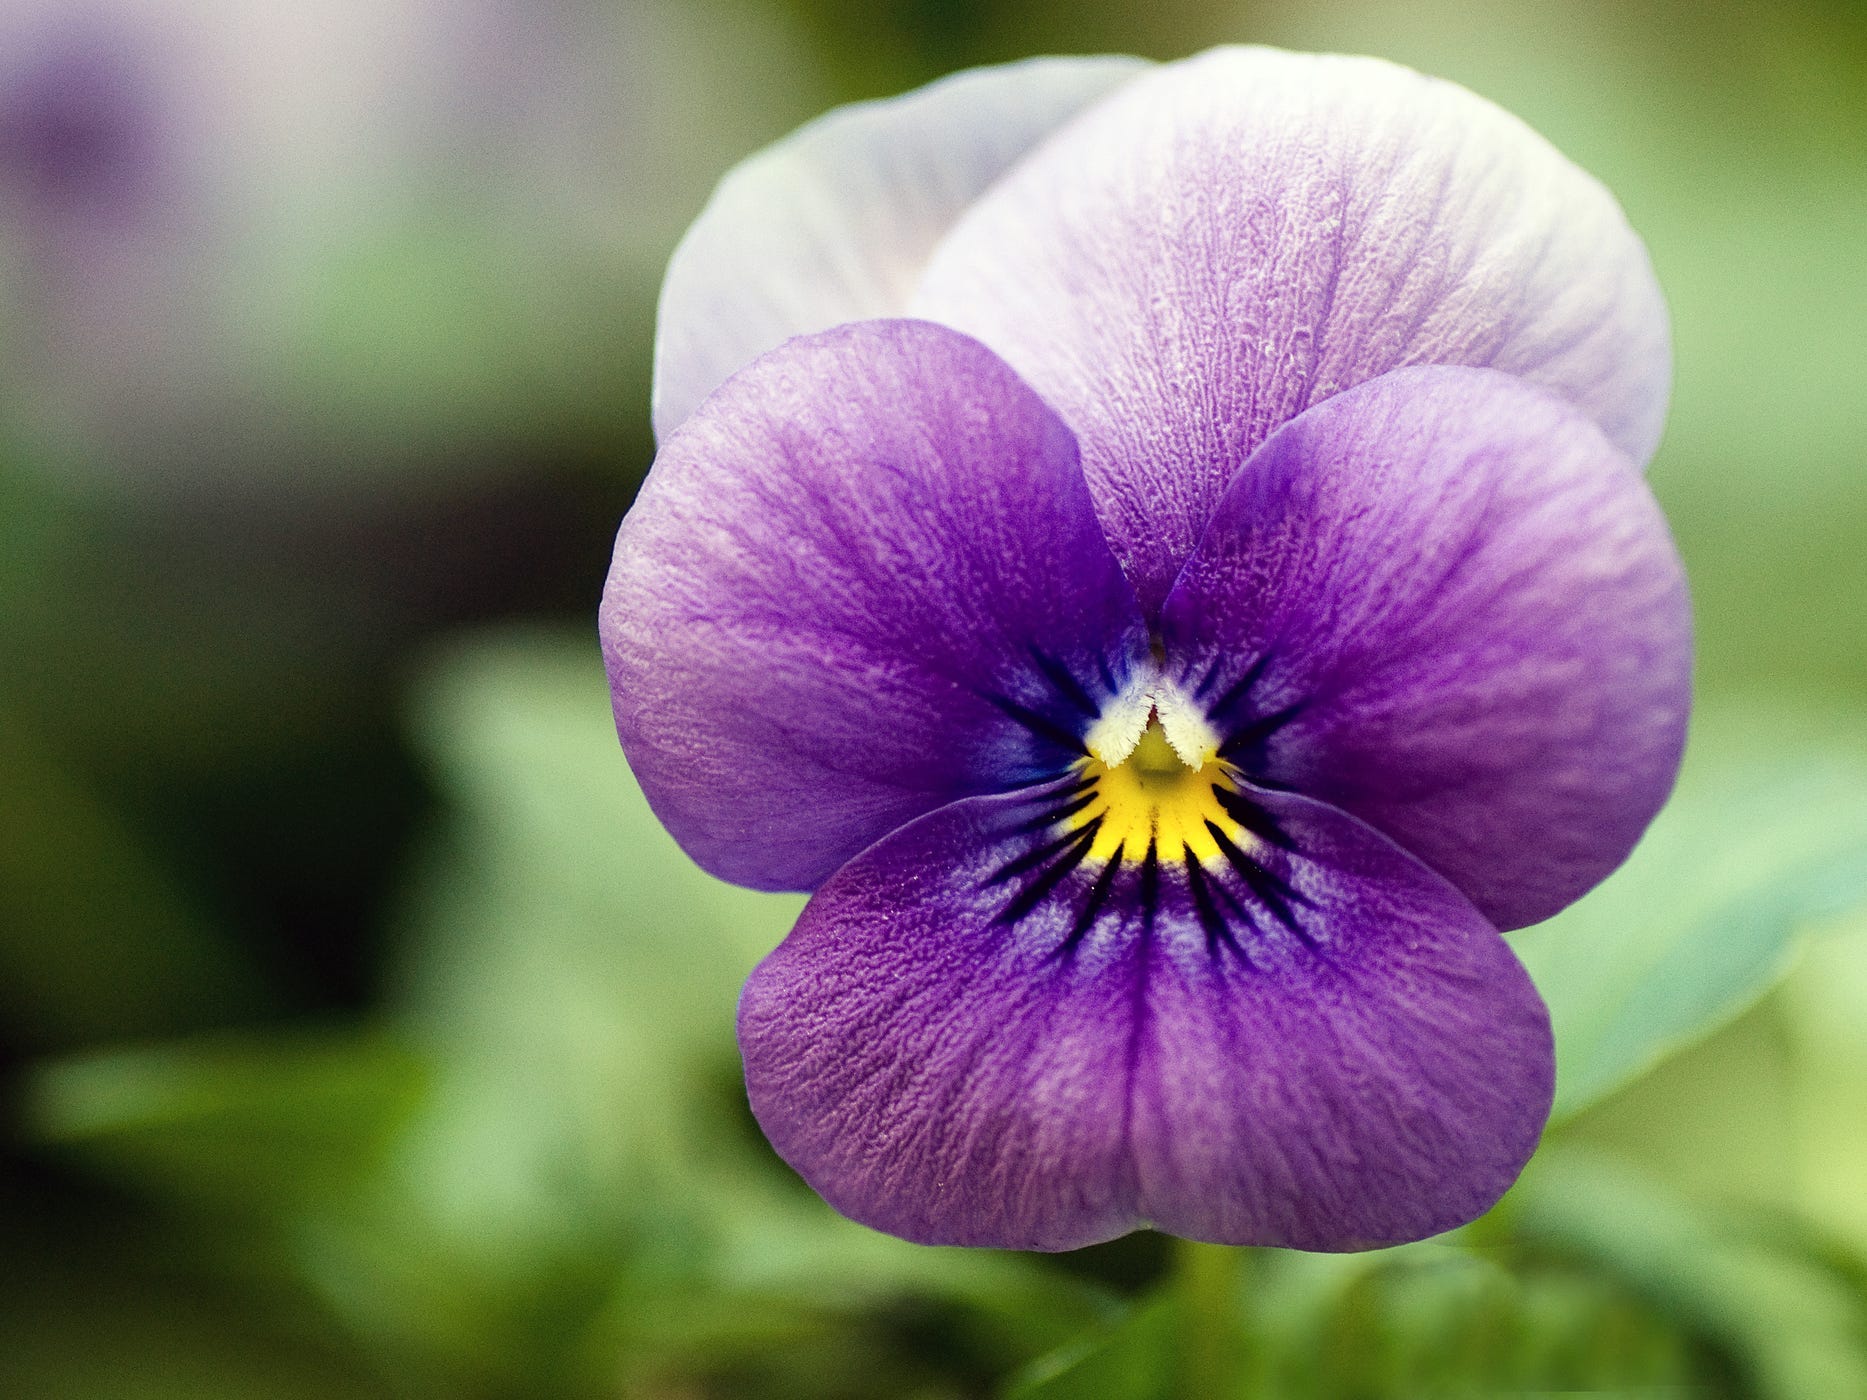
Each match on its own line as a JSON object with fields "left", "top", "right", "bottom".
{"left": 3, "top": 0, "right": 1865, "bottom": 1395}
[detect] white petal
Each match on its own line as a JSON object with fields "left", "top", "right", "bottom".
{"left": 913, "top": 46, "right": 1672, "bottom": 613}
{"left": 651, "top": 54, "right": 1150, "bottom": 440}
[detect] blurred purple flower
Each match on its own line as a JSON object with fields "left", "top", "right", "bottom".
{"left": 602, "top": 48, "right": 1691, "bottom": 1250}
{"left": 0, "top": 22, "right": 157, "bottom": 223}
{"left": 0, "top": 0, "right": 819, "bottom": 494}
{"left": 0, "top": 1, "right": 441, "bottom": 419}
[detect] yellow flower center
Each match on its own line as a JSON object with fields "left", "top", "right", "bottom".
{"left": 1071, "top": 715, "right": 1250, "bottom": 865}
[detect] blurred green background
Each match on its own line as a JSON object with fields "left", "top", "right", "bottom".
{"left": 3, "top": 0, "right": 1865, "bottom": 1395}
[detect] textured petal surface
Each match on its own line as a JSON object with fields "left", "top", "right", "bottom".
{"left": 739, "top": 781, "right": 1553, "bottom": 1250}
{"left": 653, "top": 54, "right": 1150, "bottom": 440}
{"left": 912, "top": 46, "right": 1672, "bottom": 611}
{"left": 1160, "top": 365, "right": 1692, "bottom": 931}
{"left": 603, "top": 319, "right": 1148, "bottom": 892}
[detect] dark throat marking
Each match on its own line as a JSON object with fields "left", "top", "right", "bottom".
{"left": 1027, "top": 645, "right": 1100, "bottom": 719}
{"left": 981, "top": 647, "right": 1323, "bottom": 964}
{"left": 1214, "top": 785, "right": 1298, "bottom": 850}
{"left": 983, "top": 691, "right": 1087, "bottom": 756}
{"left": 993, "top": 819, "right": 1100, "bottom": 927}
{"left": 987, "top": 781, "right": 1323, "bottom": 960}
{"left": 1217, "top": 700, "right": 1308, "bottom": 762}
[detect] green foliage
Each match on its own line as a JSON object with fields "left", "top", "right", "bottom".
{"left": 0, "top": 1270, "right": 394, "bottom": 1400}
{"left": 1512, "top": 696, "right": 1867, "bottom": 1119}
{"left": 16, "top": 631, "right": 1867, "bottom": 1398}
{"left": 24, "top": 1032, "right": 424, "bottom": 1217}
{"left": 0, "top": 715, "right": 267, "bottom": 1049}
{"left": 1781, "top": 920, "right": 1867, "bottom": 1249}
{"left": 1005, "top": 1293, "right": 1177, "bottom": 1400}
{"left": 12, "top": 631, "right": 1119, "bottom": 1400}
{"left": 1008, "top": 1240, "right": 1711, "bottom": 1400}
{"left": 1243, "top": 1246, "right": 1703, "bottom": 1399}
{"left": 1511, "top": 1149, "right": 1867, "bottom": 1399}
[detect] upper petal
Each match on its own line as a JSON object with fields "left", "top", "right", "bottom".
{"left": 603, "top": 319, "right": 1148, "bottom": 892}
{"left": 912, "top": 46, "right": 1672, "bottom": 612}
{"left": 739, "top": 780, "right": 1552, "bottom": 1251}
{"left": 652, "top": 54, "right": 1151, "bottom": 441}
{"left": 1160, "top": 365, "right": 1692, "bottom": 931}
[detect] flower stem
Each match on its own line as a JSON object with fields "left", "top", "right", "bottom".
{"left": 1175, "top": 1238, "right": 1244, "bottom": 1398}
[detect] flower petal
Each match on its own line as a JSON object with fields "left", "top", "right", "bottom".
{"left": 653, "top": 54, "right": 1151, "bottom": 440}
{"left": 912, "top": 46, "right": 1672, "bottom": 612}
{"left": 1160, "top": 365, "right": 1692, "bottom": 931}
{"left": 603, "top": 319, "right": 1148, "bottom": 892}
{"left": 739, "top": 780, "right": 1553, "bottom": 1250}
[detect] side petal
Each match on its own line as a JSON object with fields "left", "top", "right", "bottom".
{"left": 739, "top": 781, "right": 1553, "bottom": 1251}
{"left": 1160, "top": 365, "right": 1692, "bottom": 931}
{"left": 912, "top": 45, "right": 1672, "bottom": 612}
{"left": 653, "top": 54, "right": 1151, "bottom": 440}
{"left": 603, "top": 319, "right": 1148, "bottom": 893}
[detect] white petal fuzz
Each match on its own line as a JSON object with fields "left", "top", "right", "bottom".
{"left": 1152, "top": 682, "right": 1220, "bottom": 768}
{"left": 652, "top": 54, "right": 1150, "bottom": 440}
{"left": 1085, "top": 683, "right": 1153, "bottom": 767}
{"left": 1085, "top": 669, "right": 1217, "bottom": 769}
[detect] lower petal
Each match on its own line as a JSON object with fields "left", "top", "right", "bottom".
{"left": 738, "top": 782, "right": 1553, "bottom": 1251}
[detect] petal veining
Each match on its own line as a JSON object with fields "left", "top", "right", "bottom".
{"left": 1160, "top": 365, "right": 1692, "bottom": 931}
{"left": 912, "top": 46, "right": 1672, "bottom": 612}
{"left": 603, "top": 319, "right": 1148, "bottom": 893}
{"left": 653, "top": 54, "right": 1151, "bottom": 440}
{"left": 739, "top": 780, "right": 1554, "bottom": 1250}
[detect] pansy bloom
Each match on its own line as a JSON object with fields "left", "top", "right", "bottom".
{"left": 601, "top": 48, "right": 1690, "bottom": 1251}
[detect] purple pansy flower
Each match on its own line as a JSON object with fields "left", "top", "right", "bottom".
{"left": 601, "top": 48, "right": 1691, "bottom": 1251}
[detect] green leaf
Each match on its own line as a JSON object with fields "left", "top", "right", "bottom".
{"left": 388, "top": 628, "right": 805, "bottom": 1233}
{"left": 1005, "top": 1241, "right": 1703, "bottom": 1400}
{"left": 401, "top": 625, "right": 802, "bottom": 1015}
{"left": 1509, "top": 1147, "right": 1867, "bottom": 1400}
{"left": 1780, "top": 912, "right": 1867, "bottom": 1251}
{"left": 1510, "top": 694, "right": 1867, "bottom": 1118}
{"left": 0, "top": 1195, "right": 398, "bottom": 1400}
{"left": 0, "top": 1281, "right": 395, "bottom": 1400}
{"left": 0, "top": 712, "right": 267, "bottom": 1048}
{"left": 1215, "top": 1243, "right": 1699, "bottom": 1399}
{"left": 1553, "top": 991, "right": 1803, "bottom": 1217}
{"left": 22, "top": 1031, "right": 427, "bottom": 1216}
{"left": 1003, "top": 1294, "right": 1176, "bottom": 1400}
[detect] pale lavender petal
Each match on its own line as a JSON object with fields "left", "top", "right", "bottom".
{"left": 913, "top": 46, "right": 1672, "bottom": 612}
{"left": 652, "top": 54, "right": 1150, "bottom": 441}
{"left": 1161, "top": 365, "right": 1692, "bottom": 931}
{"left": 739, "top": 781, "right": 1552, "bottom": 1251}
{"left": 602, "top": 319, "right": 1148, "bottom": 892}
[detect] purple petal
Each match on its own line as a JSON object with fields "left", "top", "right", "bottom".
{"left": 1160, "top": 365, "right": 1691, "bottom": 931}
{"left": 602, "top": 319, "right": 1148, "bottom": 892}
{"left": 912, "top": 46, "right": 1671, "bottom": 612}
{"left": 653, "top": 55, "right": 1150, "bottom": 441}
{"left": 739, "top": 781, "right": 1553, "bottom": 1251}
